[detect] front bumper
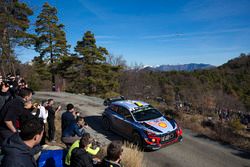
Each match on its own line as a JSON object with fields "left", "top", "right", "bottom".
{"left": 144, "top": 135, "right": 183, "bottom": 150}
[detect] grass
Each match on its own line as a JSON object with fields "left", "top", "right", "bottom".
{"left": 121, "top": 142, "right": 146, "bottom": 167}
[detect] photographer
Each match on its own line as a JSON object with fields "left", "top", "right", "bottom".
{"left": 66, "top": 133, "right": 101, "bottom": 167}
{"left": 46, "top": 99, "right": 61, "bottom": 142}
{"left": 61, "top": 116, "right": 87, "bottom": 147}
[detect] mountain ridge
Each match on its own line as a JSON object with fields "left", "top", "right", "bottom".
{"left": 142, "top": 63, "right": 215, "bottom": 72}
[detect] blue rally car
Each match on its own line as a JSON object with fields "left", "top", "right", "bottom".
{"left": 102, "top": 97, "right": 183, "bottom": 150}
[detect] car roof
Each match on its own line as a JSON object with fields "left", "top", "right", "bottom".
{"left": 111, "top": 100, "right": 150, "bottom": 111}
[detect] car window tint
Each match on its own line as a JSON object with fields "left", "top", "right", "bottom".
{"left": 118, "top": 107, "right": 130, "bottom": 117}
{"left": 110, "top": 105, "right": 118, "bottom": 112}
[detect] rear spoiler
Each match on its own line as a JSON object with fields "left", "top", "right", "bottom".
{"left": 103, "top": 96, "right": 125, "bottom": 106}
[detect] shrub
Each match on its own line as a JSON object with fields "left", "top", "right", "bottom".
{"left": 228, "top": 119, "right": 245, "bottom": 131}
{"left": 190, "top": 116, "right": 198, "bottom": 123}
{"left": 102, "top": 91, "right": 120, "bottom": 99}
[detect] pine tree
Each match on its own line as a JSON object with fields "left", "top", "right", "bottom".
{"left": 75, "top": 31, "right": 107, "bottom": 65}
{"left": 35, "top": 2, "right": 69, "bottom": 91}
{"left": 0, "top": 0, "right": 33, "bottom": 77}
{"left": 74, "top": 31, "right": 121, "bottom": 95}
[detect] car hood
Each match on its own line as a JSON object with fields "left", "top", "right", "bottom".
{"left": 141, "top": 116, "right": 177, "bottom": 134}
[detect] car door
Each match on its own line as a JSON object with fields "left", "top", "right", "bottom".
{"left": 108, "top": 104, "right": 120, "bottom": 131}
{"left": 115, "top": 107, "right": 134, "bottom": 138}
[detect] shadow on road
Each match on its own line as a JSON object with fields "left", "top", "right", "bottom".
{"left": 84, "top": 115, "right": 123, "bottom": 141}
{"left": 232, "top": 151, "right": 250, "bottom": 160}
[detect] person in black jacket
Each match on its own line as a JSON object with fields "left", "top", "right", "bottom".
{"left": 0, "top": 116, "right": 44, "bottom": 167}
{"left": 70, "top": 134, "right": 96, "bottom": 167}
{"left": 101, "top": 141, "right": 123, "bottom": 167}
{"left": 0, "top": 81, "right": 12, "bottom": 111}
{"left": 46, "top": 99, "right": 61, "bottom": 142}
{"left": 0, "top": 88, "right": 33, "bottom": 144}
{"left": 61, "top": 103, "right": 76, "bottom": 134}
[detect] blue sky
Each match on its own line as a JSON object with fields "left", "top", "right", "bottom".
{"left": 20, "top": 0, "right": 250, "bottom": 66}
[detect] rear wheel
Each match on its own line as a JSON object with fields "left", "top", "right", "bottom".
{"left": 102, "top": 117, "right": 111, "bottom": 131}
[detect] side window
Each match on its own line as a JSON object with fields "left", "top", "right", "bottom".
{"left": 110, "top": 105, "right": 118, "bottom": 112}
{"left": 118, "top": 107, "right": 131, "bottom": 118}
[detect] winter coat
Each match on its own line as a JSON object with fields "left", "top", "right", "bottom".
{"left": 0, "top": 133, "right": 38, "bottom": 167}
{"left": 70, "top": 147, "right": 93, "bottom": 167}
{"left": 0, "top": 91, "right": 12, "bottom": 112}
{"left": 62, "top": 122, "right": 85, "bottom": 137}
{"left": 101, "top": 158, "right": 122, "bottom": 167}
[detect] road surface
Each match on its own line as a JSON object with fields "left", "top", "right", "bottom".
{"left": 34, "top": 92, "right": 250, "bottom": 167}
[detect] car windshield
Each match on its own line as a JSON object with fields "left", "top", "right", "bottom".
{"left": 132, "top": 107, "right": 162, "bottom": 121}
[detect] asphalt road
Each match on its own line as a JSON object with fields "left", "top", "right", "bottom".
{"left": 34, "top": 92, "right": 250, "bottom": 167}
{"left": 144, "top": 129, "right": 250, "bottom": 167}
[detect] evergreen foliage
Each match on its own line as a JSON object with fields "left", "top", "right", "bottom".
{"left": 66, "top": 31, "right": 122, "bottom": 96}
{"left": 120, "top": 54, "right": 250, "bottom": 112}
{"left": 0, "top": 0, "right": 33, "bottom": 76}
{"left": 35, "top": 2, "right": 69, "bottom": 90}
{"left": 55, "top": 31, "right": 122, "bottom": 96}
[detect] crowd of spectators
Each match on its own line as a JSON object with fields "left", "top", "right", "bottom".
{"left": 0, "top": 73, "right": 124, "bottom": 167}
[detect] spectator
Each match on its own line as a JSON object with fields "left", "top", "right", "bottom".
{"left": 38, "top": 101, "right": 48, "bottom": 124}
{"left": 70, "top": 133, "right": 100, "bottom": 167}
{"left": 18, "top": 79, "right": 28, "bottom": 89}
{"left": 30, "top": 101, "right": 48, "bottom": 123}
{"left": 101, "top": 141, "right": 123, "bottom": 167}
{"left": 0, "top": 81, "right": 12, "bottom": 111}
{"left": 46, "top": 99, "right": 61, "bottom": 142}
{"left": 65, "top": 133, "right": 101, "bottom": 166}
{"left": 61, "top": 103, "right": 76, "bottom": 134}
{"left": 61, "top": 117, "right": 86, "bottom": 147}
{"left": 1, "top": 116, "right": 44, "bottom": 167}
{"left": 30, "top": 101, "right": 48, "bottom": 145}
{"left": 0, "top": 88, "right": 33, "bottom": 144}
{"left": 0, "top": 74, "right": 2, "bottom": 83}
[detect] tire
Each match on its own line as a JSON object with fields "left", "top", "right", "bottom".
{"left": 102, "top": 117, "right": 111, "bottom": 131}
{"left": 132, "top": 133, "right": 142, "bottom": 147}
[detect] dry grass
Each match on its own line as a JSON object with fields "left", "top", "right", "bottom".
{"left": 95, "top": 142, "right": 146, "bottom": 167}
{"left": 121, "top": 142, "right": 146, "bottom": 167}
{"left": 177, "top": 113, "right": 250, "bottom": 151}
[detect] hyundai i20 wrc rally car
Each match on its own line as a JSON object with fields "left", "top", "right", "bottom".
{"left": 102, "top": 97, "right": 183, "bottom": 150}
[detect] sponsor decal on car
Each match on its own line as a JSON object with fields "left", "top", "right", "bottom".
{"left": 158, "top": 122, "right": 167, "bottom": 128}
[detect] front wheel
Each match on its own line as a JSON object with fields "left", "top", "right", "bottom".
{"left": 102, "top": 117, "right": 111, "bottom": 131}
{"left": 132, "top": 133, "right": 143, "bottom": 147}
